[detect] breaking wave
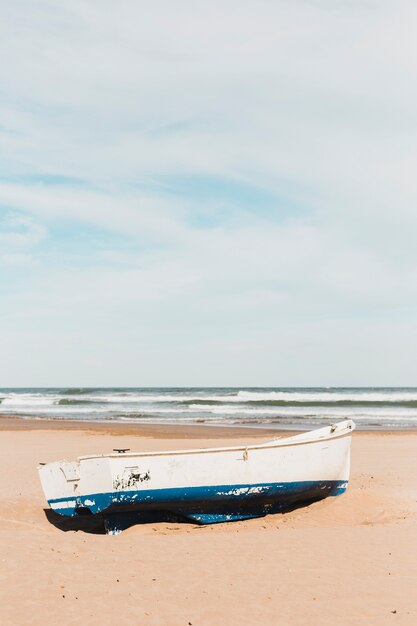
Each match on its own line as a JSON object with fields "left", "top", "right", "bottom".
{"left": 1, "top": 387, "right": 417, "bottom": 429}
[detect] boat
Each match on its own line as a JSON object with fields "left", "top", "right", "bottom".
{"left": 38, "top": 419, "right": 355, "bottom": 534}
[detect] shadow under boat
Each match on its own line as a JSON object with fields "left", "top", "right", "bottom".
{"left": 44, "top": 508, "right": 190, "bottom": 535}
{"left": 43, "top": 493, "right": 326, "bottom": 535}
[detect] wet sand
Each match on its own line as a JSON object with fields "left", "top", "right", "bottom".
{"left": 0, "top": 416, "right": 416, "bottom": 625}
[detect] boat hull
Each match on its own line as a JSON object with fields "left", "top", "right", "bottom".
{"left": 38, "top": 420, "right": 355, "bottom": 533}
{"left": 49, "top": 479, "right": 347, "bottom": 532}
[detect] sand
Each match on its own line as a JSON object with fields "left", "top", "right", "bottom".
{"left": 0, "top": 417, "right": 416, "bottom": 625}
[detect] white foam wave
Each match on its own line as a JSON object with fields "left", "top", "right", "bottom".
{"left": 2, "top": 389, "right": 417, "bottom": 428}
{"left": 2, "top": 406, "right": 113, "bottom": 415}
{"left": 1, "top": 394, "right": 58, "bottom": 406}
{"left": 184, "top": 404, "right": 417, "bottom": 418}
{"left": 236, "top": 390, "right": 417, "bottom": 403}
{"left": 67, "top": 390, "right": 417, "bottom": 404}
{"left": 6, "top": 389, "right": 417, "bottom": 406}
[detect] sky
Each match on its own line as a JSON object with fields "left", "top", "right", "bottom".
{"left": 1, "top": 0, "right": 417, "bottom": 387}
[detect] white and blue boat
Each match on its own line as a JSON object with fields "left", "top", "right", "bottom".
{"left": 38, "top": 419, "right": 355, "bottom": 534}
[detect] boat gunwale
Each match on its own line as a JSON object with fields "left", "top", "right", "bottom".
{"left": 73, "top": 420, "right": 355, "bottom": 463}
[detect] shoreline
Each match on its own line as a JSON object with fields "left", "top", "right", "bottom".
{"left": 1, "top": 413, "right": 417, "bottom": 438}
{"left": 0, "top": 414, "right": 286, "bottom": 438}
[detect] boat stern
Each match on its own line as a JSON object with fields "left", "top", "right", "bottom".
{"left": 38, "top": 461, "right": 80, "bottom": 517}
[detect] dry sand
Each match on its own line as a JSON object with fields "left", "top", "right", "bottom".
{"left": 0, "top": 417, "right": 416, "bottom": 625}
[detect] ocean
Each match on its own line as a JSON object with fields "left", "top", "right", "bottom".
{"left": 1, "top": 387, "right": 417, "bottom": 429}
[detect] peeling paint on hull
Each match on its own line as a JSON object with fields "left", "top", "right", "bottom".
{"left": 48, "top": 479, "right": 347, "bottom": 531}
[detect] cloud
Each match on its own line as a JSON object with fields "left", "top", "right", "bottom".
{"left": 0, "top": 1, "right": 416, "bottom": 384}
{"left": 0, "top": 213, "right": 46, "bottom": 248}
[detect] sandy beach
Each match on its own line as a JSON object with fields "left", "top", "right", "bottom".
{"left": 0, "top": 417, "right": 416, "bottom": 625}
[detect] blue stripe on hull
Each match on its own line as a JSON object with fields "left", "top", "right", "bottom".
{"left": 48, "top": 480, "right": 347, "bottom": 521}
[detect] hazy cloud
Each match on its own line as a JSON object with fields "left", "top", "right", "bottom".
{"left": 1, "top": 0, "right": 416, "bottom": 384}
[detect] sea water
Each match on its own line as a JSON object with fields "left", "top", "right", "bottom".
{"left": 1, "top": 387, "right": 417, "bottom": 429}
